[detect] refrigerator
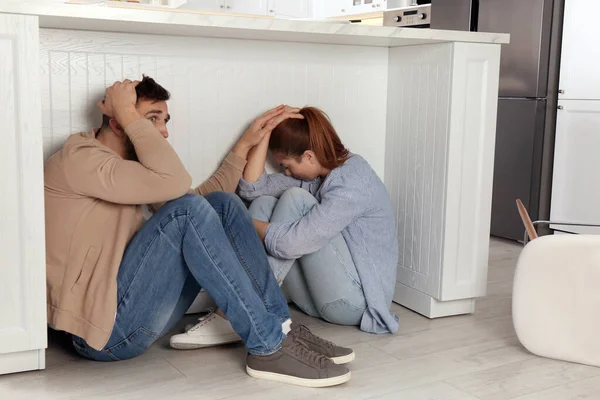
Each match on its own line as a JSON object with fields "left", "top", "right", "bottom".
{"left": 431, "top": 0, "right": 565, "bottom": 241}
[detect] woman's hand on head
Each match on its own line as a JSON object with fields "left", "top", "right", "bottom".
{"left": 233, "top": 105, "right": 304, "bottom": 159}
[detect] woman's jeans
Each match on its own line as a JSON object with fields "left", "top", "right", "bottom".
{"left": 249, "top": 187, "right": 367, "bottom": 326}
{"left": 72, "top": 192, "right": 290, "bottom": 361}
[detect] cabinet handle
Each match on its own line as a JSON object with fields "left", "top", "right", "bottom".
{"left": 341, "top": 9, "right": 345, "bottom": 12}
{"left": 558, "top": 89, "right": 565, "bottom": 94}
{"left": 226, "top": 5, "right": 230, "bottom": 8}
{"left": 557, "top": 105, "right": 564, "bottom": 110}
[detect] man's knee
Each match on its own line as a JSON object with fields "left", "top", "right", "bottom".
{"left": 169, "top": 193, "right": 212, "bottom": 213}
{"left": 204, "top": 192, "right": 246, "bottom": 208}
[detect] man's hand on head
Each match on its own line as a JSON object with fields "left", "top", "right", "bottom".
{"left": 97, "top": 80, "right": 143, "bottom": 130}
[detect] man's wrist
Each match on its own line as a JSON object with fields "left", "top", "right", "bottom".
{"left": 232, "top": 140, "right": 251, "bottom": 160}
{"left": 115, "top": 106, "right": 142, "bottom": 131}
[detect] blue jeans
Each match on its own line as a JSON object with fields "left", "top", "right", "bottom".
{"left": 72, "top": 192, "right": 289, "bottom": 361}
{"left": 249, "top": 188, "right": 367, "bottom": 326}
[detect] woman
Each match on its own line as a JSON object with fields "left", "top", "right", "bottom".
{"left": 239, "top": 106, "right": 399, "bottom": 334}
{"left": 170, "top": 107, "right": 398, "bottom": 351}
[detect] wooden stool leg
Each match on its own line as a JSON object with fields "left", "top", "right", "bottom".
{"left": 516, "top": 199, "right": 538, "bottom": 241}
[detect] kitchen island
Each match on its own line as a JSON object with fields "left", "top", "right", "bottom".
{"left": 0, "top": 2, "right": 508, "bottom": 375}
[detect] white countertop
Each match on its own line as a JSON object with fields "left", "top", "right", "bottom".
{"left": 0, "top": 2, "right": 509, "bottom": 47}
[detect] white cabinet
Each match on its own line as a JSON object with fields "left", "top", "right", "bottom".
{"left": 386, "top": 42, "right": 501, "bottom": 318}
{"left": 347, "top": 0, "right": 386, "bottom": 16}
{"left": 550, "top": 100, "right": 600, "bottom": 233}
{"left": 559, "top": 0, "right": 600, "bottom": 100}
{"left": 182, "top": 0, "right": 269, "bottom": 15}
{"left": 224, "top": 0, "right": 269, "bottom": 16}
{"left": 313, "top": 0, "right": 387, "bottom": 19}
{"left": 267, "top": 0, "right": 311, "bottom": 19}
{"left": 314, "top": 0, "right": 348, "bottom": 18}
{"left": 0, "top": 14, "right": 47, "bottom": 375}
{"left": 179, "top": 0, "right": 224, "bottom": 13}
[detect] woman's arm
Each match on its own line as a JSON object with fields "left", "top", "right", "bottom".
{"left": 238, "top": 172, "right": 313, "bottom": 201}
{"left": 264, "top": 175, "right": 370, "bottom": 259}
{"left": 243, "top": 130, "right": 271, "bottom": 183}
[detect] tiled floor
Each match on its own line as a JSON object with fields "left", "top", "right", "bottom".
{"left": 2, "top": 238, "right": 599, "bottom": 399}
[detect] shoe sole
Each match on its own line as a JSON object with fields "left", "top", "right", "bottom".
{"left": 246, "top": 366, "right": 351, "bottom": 388}
{"left": 330, "top": 351, "right": 355, "bottom": 365}
{"left": 170, "top": 336, "right": 241, "bottom": 350}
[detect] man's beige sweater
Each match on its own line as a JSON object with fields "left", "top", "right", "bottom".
{"left": 44, "top": 119, "right": 246, "bottom": 350}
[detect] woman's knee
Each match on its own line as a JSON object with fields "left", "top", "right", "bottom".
{"left": 278, "top": 188, "right": 317, "bottom": 217}
{"left": 319, "top": 298, "right": 366, "bottom": 326}
{"left": 249, "top": 196, "right": 278, "bottom": 221}
{"left": 280, "top": 187, "right": 316, "bottom": 204}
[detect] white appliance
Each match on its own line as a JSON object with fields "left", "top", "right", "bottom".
{"left": 550, "top": 0, "right": 600, "bottom": 234}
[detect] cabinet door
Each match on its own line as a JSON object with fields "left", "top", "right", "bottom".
{"left": 0, "top": 14, "right": 47, "bottom": 374}
{"left": 348, "top": 0, "right": 384, "bottom": 15}
{"left": 550, "top": 100, "right": 600, "bottom": 233}
{"left": 226, "top": 0, "right": 269, "bottom": 16}
{"left": 313, "top": 0, "right": 348, "bottom": 18}
{"left": 180, "top": 0, "right": 225, "bottom": 13}
{"left": 268, "top": 0, "right": 310, "bottom": 19}
{"left": 559, "top": 0, "right": 600, "bottom": 100}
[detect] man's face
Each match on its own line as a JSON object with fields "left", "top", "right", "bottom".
{"left": 136, "top": 99, "right": 170, "bottom": 139}
{"left": 123, "top": 99, "right": 170, "bottom": 161}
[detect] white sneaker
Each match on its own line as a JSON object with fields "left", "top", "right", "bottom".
{"left": 170, "top": 310, "right": 241, "bottom": 350}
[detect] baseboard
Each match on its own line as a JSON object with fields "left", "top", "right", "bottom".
{"left": 0, "top": 349, "right": 45, "bottom": 376}
{"left": 393, "top": 282, "right": 476, "bottom": 318}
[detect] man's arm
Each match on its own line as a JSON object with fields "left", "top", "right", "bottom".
{"left": 64, "top": 81, "right": 191, "bottom": 204}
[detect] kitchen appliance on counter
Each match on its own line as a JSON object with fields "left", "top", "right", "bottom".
{"left": 383, "top": 3, "right": 431, "bottom": 27}
{"left": 429, "top": 0, "right": 565, "bottom": 241}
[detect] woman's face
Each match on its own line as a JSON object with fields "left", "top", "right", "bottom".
{"left": 274, "top": 152, "right": 323, "bottom": 181}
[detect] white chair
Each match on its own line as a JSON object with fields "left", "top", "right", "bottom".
{"left": 512, "top": 199, "right": 600, "bottom": 367}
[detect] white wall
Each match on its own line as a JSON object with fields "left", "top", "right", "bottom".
{"left": 39, "top": 28, "right": 389, "bottom": 185}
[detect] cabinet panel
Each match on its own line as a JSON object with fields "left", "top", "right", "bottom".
{"left": 269, "top": 0, "right": 310, "bottom": 19}
{"left": 179, "top": 0, "right": 225, "bottom": 13}
{"left": 0, "top": 13, "right": 47, "bottom": 372}
{"left": 226, "top": 0, "right": 269, "bottom": 16}
{"left": 551, "top": 100, "right": 600, "bottom": 233}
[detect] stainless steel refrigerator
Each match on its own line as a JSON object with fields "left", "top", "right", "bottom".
{"left": 431, "top": 0, "right": 565, "bottom": 241}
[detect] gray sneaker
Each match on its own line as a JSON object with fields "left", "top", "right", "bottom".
{"left": 246, "top": 336, "right": 351, "bottom": 388}
{"left": 289, "top": 323, "right": 355, "bottom": 365}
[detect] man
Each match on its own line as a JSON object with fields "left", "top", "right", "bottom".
{"left": 44, "top": 76, "right": 352, "bottom": 387}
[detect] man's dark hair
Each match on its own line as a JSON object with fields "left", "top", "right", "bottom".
{"left": 100, "top": 75, "right": 170, "bottom": 130}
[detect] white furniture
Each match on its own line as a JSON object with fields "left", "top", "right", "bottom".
{"left": 551, "top": 100, "right": 600, "bottom": 234}
{"left": 513, "top": 234, "right": 600, "bottom": 368}
{"left": 0, "top": 13, "right": 47, "bottom": 375}
{"left": 313, "top": 0, "right": 389, "bottom": 19}
{"left": 551, "top": 0, "right": 600, "bottom": 234}
{"left": 267, "top": 0, "right": 311, "bottom": 19}
{"left": 0, "top": 2, "right": 507, "bottom": 375}
{"left": 179, "top": 0, "right": 311, "bottom": 18}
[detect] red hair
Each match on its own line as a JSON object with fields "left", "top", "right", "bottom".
{"left": 269, "top": 107, "right": 349, "bottom": 170}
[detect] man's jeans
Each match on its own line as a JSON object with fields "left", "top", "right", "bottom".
{"left": 72, "top": 192, "right": 290, "bottom": 361}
